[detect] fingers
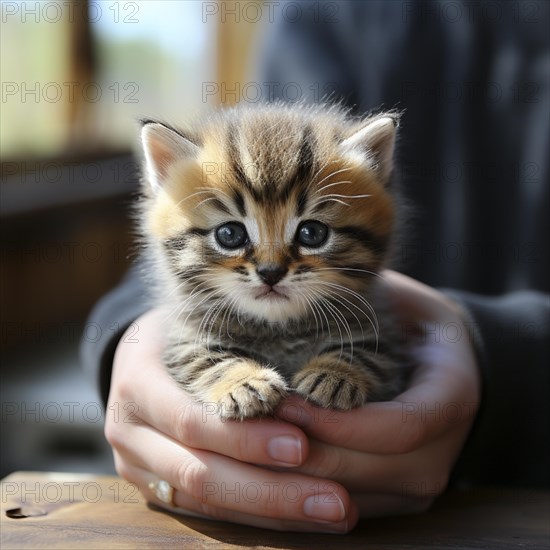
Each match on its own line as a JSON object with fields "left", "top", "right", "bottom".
{"left": 116, "top": 460, "right": 356, "bottom": 533}
{"left": 115, "top": 453, "right": 429, "bottom": 525}
{"left": 136, "top": 362, "right": 308, "bottom": 468}
{"left": 275, "top": 270, "right": 480, "bottom": 454}
{"left": 110, "top": 421, "right": 357, "bottom": 532}
{"left": 123, "top": 353, "right": 308, "bottom": 467}
{"left": 276, "top": 392, "right": 473, "bottom": 455}
{"left": 111, "top": 309, "right": 309, "bottom": 468}
{"left": 294, "top": 434, "right": 458, "bottom": 496}
{"left": 276, "top": 355, "right": 477, "bottom": 453}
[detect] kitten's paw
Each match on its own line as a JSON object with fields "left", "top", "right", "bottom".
{"left": 210, "top": 363, "right": 287, "bottom": 420}
{"left": 292, "top": 359, "right": 368, "bottom": 410}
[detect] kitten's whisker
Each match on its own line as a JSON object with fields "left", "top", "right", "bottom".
{"left": 219, "top": 294, "right": 240, "bottom": 342}
{"left": 193, "top": 281, "right": 232, "bottom": 335}
{"left": 163, "top": 275, "right": 213, "bottom": 322}
{"left": 195, "top": 197, "right": 223, "bottom": 209}
{"left": 323, "top": 193, "right": 371, "bottom": 199}
{"left": 313, "top": 266, "right": 387, "bottom": 283}
{"left": 295, "top": 290, "right": 319, "bottom": 339}
{"left": 305, "top": 287, "right": 331, "bottom": 340}
{"left": 197, "top": 186, "right": 232, "bottom": 201}
{"left": 180, "top": 288, "right": 219, "bottom": 334}
{"left": 195, "top": 291, "right": 229, "bottom": 351}
{"left": 196, "top": 186, "right": 238, "bottom": 215}
{"left": 322, "top": 284, "right": 379, "bottom": 355}
{"left": 314, "top": 166, "right": 352, "bottom": 190}
{"left": 309, "top": 288, "right": 332, "bottom": 339}
{"left": 320, "top": 283, "right": 362, "bottom": 354}
{"left": 301, "top": 292, "right": 320, "bottom": 339}
{"left": 323, "top": 293, "right": 355, "bottom": 364}
{"left": 173, "top": 189, "right": 216, "bottom": 209}
{"left": 235, "top": 298, "right": 244, "bottom": 328}
{"left": 176, "top": 274, "right": 221, "bottom": 304}
{"left": 208, "top": 292, "right": 236, "bottom": 345}
{"left": 164, "top": 278, "right": 214, "bottom": 324}
{"left": 163, "top": 284, "right": 209, "bottom": 326}
{"left": 203, "top": 296, "right": 230, "bottom": 352}
{"left": 318, "top": 295, "right": 347, "bottom": 363}
{"left": 178, "top": 284, "right": 226, "bottom": 346}
{"left": 309, "top": 188, "right": 371, "bottom": 210}
{"left": 317, "top": 281, "right": 380, "bottom": 327}
{"left": 318, "top": 281, "right": 380, "bottom": 341}
{"left": 162, "top": 268, "right": 217, "bottom": 307}
{"left": 318, "top": 274, "right": 383, "bottom": 324}
{"left": 199, "top": 295, "right": 222, "bottom": 344}
{"left": 319, "top": 282, "right": 380, "bottom": 354}
{"left": 313, "top": 197, "right": 350, "bottom": 208}
{"left": 317, "top": 287, "right": 366, "bottom": 343}
{"left": 308, "top": 158, "right": 338, "bottom": 187}
{"left": 175, "top": 290, "right": 218, "bottom": 353}
{"left": 166, "top": 269, "right": 217, "bottom": 305}
{"left": 316, "top": 180, "right": 352, "bottom": 194}
{"left": 316, "top": 288, "right": 353, "bottom": 356}
{"left": 334, "top": 285, "right": 380, "bottom": 332}
{"left": 214, "top": 293, "right": 234, "bottom": 341}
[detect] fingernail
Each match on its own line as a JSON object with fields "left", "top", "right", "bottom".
{"left": 267, "top": 435, "right": 302, "bottom": 466}
{"left": 303, "top": 493, "right": 346, "bottom": 523}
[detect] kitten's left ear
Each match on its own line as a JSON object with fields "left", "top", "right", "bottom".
{"left": 140, "top": 120, "right": 199, "bottom": 192}
{"left": 341, "top": 114, "right": 399, "bottom": 185}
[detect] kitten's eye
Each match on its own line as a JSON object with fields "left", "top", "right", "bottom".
{"left": 215, "top": 222, "right": 248, "bottom": 249}
{"left": 296, "top": 220, "right": 329, "bottom": 248}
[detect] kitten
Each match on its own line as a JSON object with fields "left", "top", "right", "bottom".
{"left": 138, "top": 103, "right": 407, "bottom": 419}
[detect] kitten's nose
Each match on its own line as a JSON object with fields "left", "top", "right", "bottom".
{"left": 256, "top": 265, "right": 288, "bottom": 286}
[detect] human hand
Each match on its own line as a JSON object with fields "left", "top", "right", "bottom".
{"left": 105, "top": 309, "right": 357, "bottom": 533}
{"left": 275, "top": 270, "right": 481, "bottom": 516}
{"left": 105, "top": 271, "right": 480, "bottom": 532}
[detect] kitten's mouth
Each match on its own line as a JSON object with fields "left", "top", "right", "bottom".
{"left": 255, "top": 286, "right": 289, "bottom": 301}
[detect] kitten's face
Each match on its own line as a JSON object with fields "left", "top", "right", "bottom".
{"left": 141, "top": 105, "right": 397, "bottom": 323}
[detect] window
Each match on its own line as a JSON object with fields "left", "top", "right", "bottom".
{"left": 1, "top": 0, "right": 216, "bottom": 160}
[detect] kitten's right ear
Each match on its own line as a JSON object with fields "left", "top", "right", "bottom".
{"left": 341, "top": 114, "right": 399, "bottom": 185}
{"left": 140, "top": 121, "right": 199, "bottom": 192}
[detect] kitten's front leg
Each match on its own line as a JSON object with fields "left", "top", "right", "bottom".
{"left": 166, "top": 348, "right": 287, "bottom": 420}
{"left": 292, "top": 346, "right": 400, "bottom": 409}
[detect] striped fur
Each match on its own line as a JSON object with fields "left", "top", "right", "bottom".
{"left": 138, "top": 103, "right": 408, "bottom": 419}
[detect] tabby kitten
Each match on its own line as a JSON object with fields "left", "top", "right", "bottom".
{"left": 139, "top": 103, "right": 406, "bottom": 419}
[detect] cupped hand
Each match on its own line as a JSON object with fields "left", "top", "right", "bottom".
{"left": 105, "top": 309, "right": 356, "bottom": 533}
{"left": 276, "top": 270, "right": 481, "bottom": 516}
{"left": 105, "top": 271, "right": 480, "bottom": 531}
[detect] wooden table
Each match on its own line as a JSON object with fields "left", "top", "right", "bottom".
{"left": 1, "top": 472, "right": 549, "bottom": 549}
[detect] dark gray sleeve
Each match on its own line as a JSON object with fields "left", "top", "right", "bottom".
{"left": 80, "top": 265, "right": 150, "bottom": 406}
{"left": 444, "top": 290, "right": 550, "bottom": 488}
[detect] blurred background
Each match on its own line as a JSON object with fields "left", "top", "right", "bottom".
{"left": 1, "top": 0, "right": 264, "bottom": 477}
